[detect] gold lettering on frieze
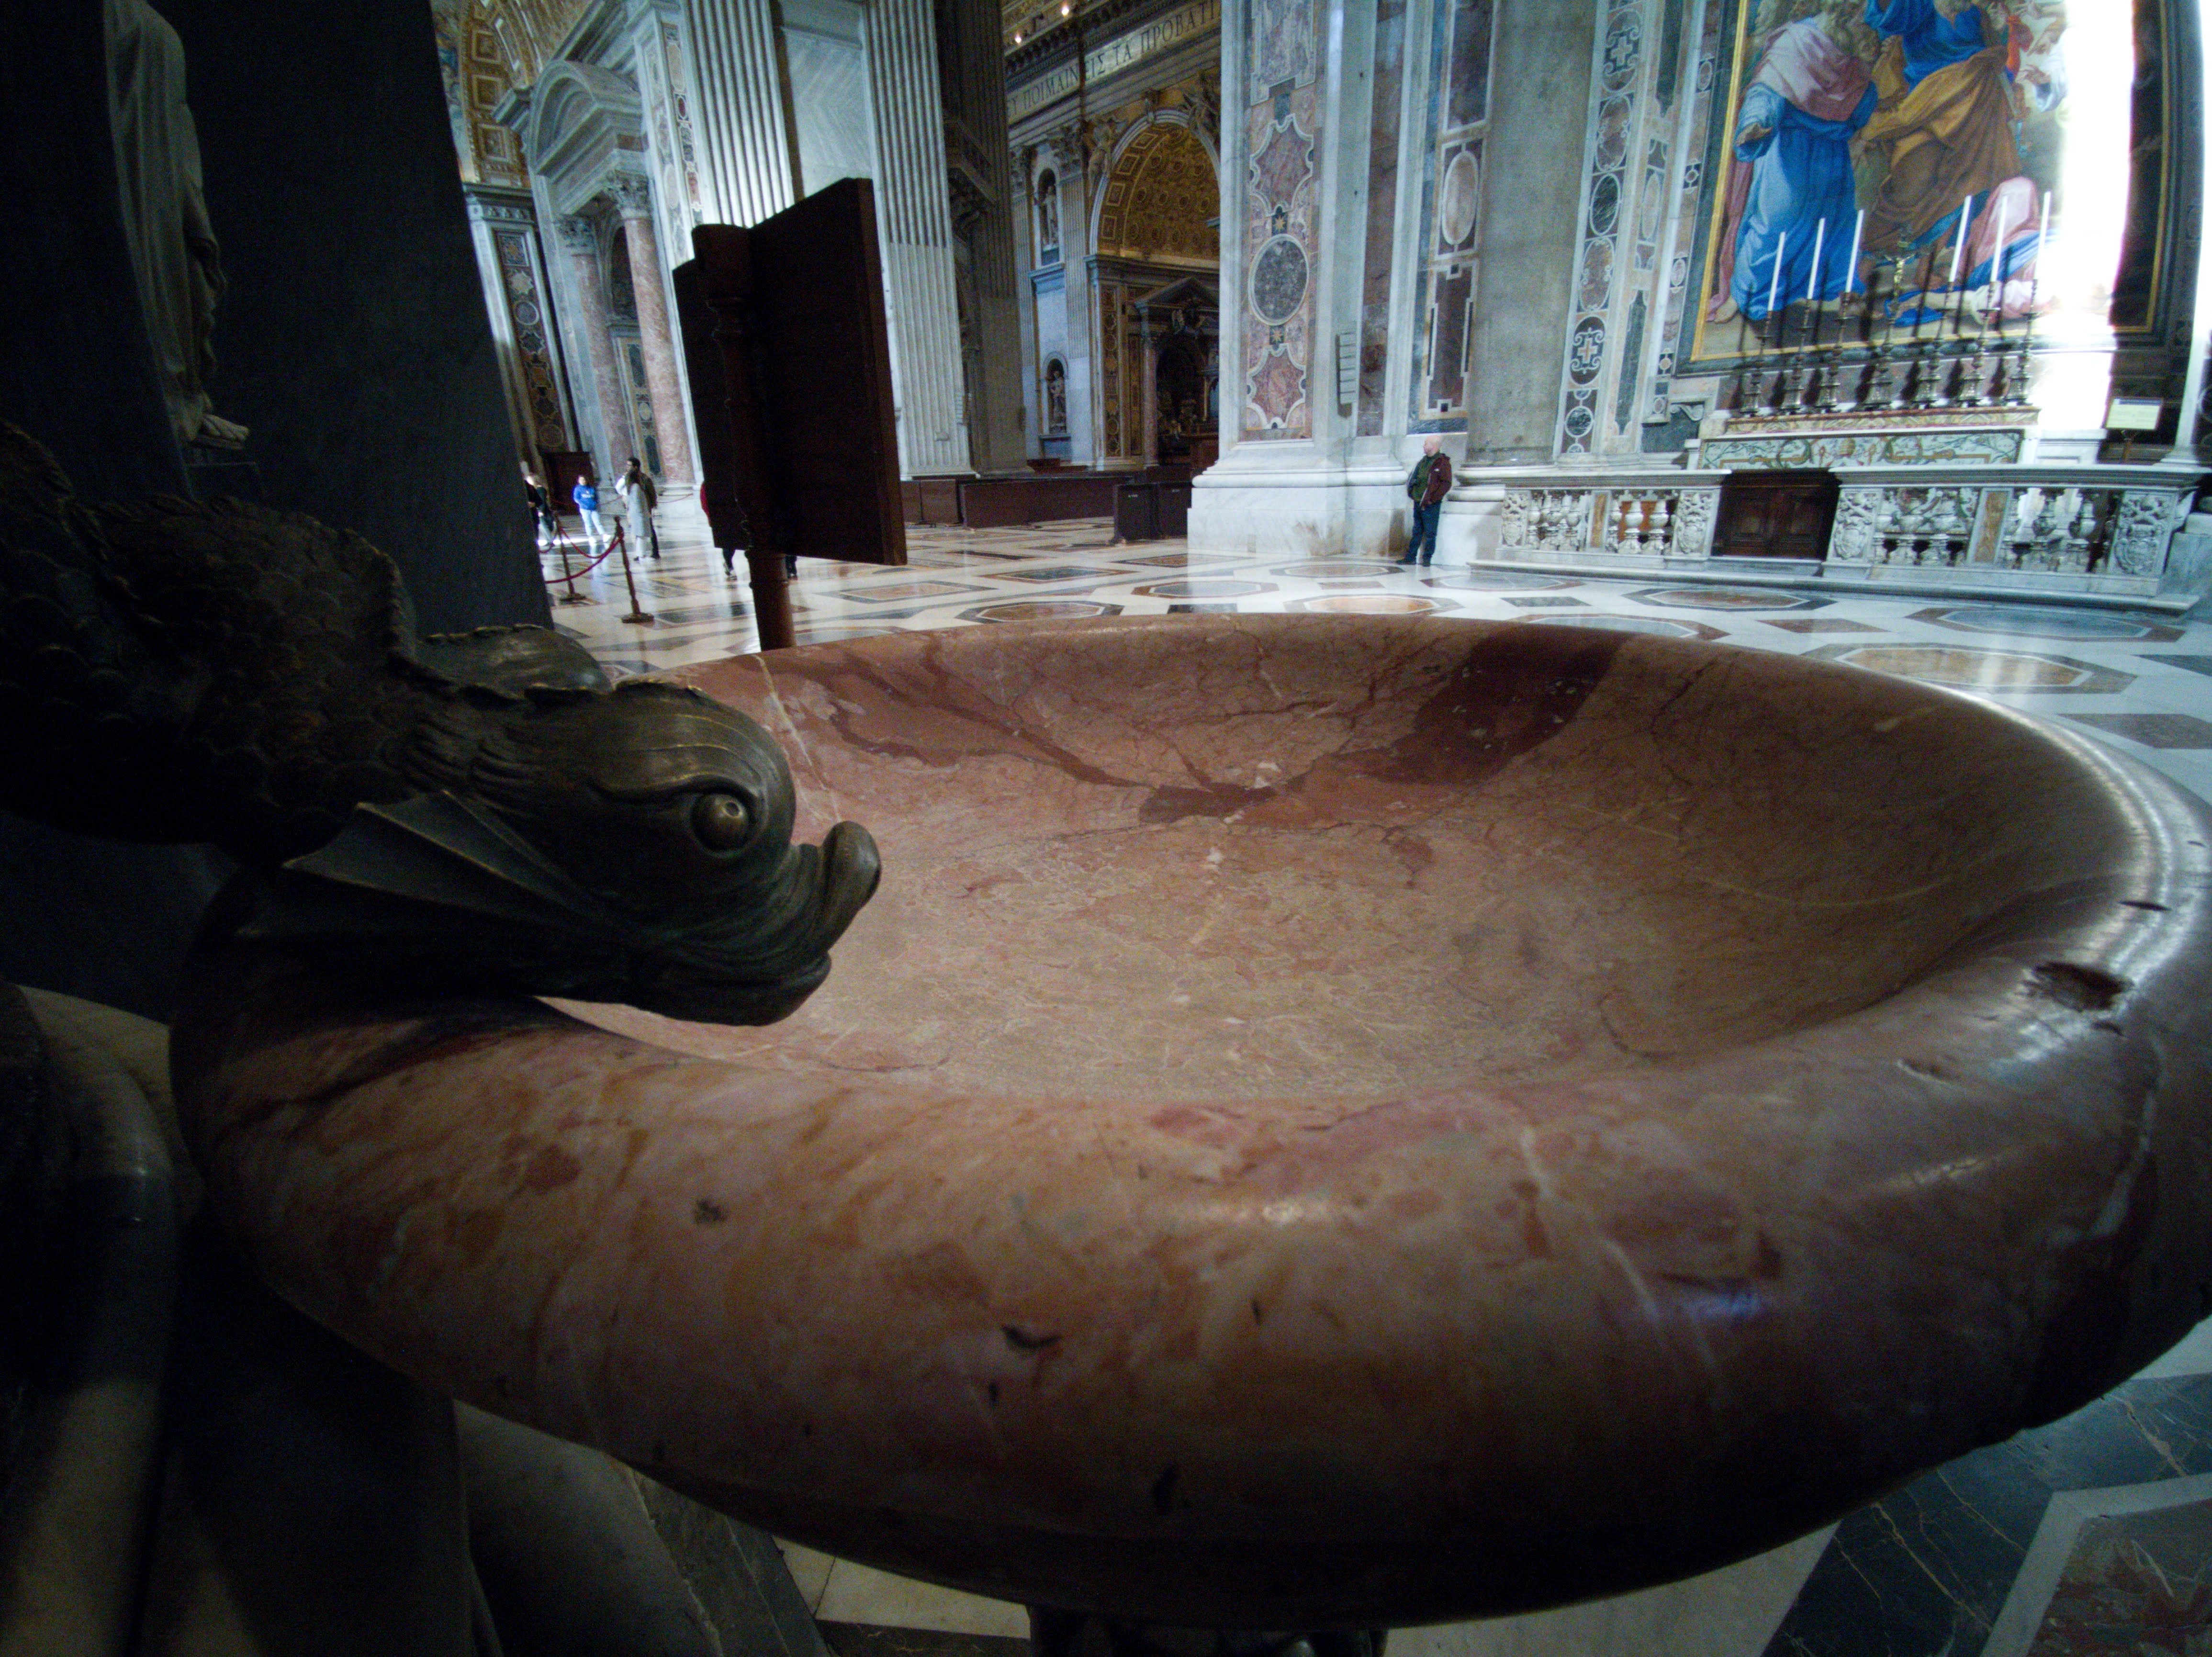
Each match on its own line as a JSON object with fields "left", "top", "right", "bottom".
{"left": 1009, "top": 0, "right": 1222, "bottom": 123}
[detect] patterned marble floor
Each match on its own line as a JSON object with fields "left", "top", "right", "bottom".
{"left": 546, "top": 517, "right": 2212, "bottom": 1657}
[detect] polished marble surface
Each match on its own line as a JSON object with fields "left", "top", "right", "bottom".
{"left": 171, "top": 520, "right": 2212, "bottom": 1648}
{"left": 560, "top": 518, "right": 2212, "bottom": 1654}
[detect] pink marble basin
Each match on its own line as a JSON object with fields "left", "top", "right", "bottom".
{"left": 172, "top": 615, "right": 2212, "bottom": 1627}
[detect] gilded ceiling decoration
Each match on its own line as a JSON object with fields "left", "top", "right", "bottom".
{"left": 1096, "top": 122, "right": 1218, "bottom": 264}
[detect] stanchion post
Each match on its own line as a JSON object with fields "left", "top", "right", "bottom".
{"left": 613, "top": 526, "right": 655, "bottom": 625}
{"left": 550, "top": 522, "right": 590, "bottom": 605}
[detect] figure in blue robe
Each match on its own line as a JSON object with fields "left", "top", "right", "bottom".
{"left": 1726, "top": 17, "right": 1879, "bottom": 323}
{"left": 1865, "top": 0, "right": 1989, "bottom": 90}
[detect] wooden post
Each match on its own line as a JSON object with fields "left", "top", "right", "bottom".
{"left": 744, "top": 548, "right": 796, "bottom": 650}
{"left": 690, "top": 226, "right": 795, "bottom": 650}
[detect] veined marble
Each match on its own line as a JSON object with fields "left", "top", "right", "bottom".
{"left": 172, "top": 614, "right": 2212, "bottom": 1628}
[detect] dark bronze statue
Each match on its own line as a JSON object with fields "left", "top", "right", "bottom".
{"left": 0, "top": 424, "right": 878, "bottom": 1023}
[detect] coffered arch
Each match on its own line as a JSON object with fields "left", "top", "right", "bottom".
{"left": 1093, "top": 112, "right": 1219, "bottom": 266}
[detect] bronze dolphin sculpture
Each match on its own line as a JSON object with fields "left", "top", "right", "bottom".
{"left": 0, "top": 424, "right": 878, "bottom": 1024}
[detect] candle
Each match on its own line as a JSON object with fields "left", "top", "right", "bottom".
{"left": 1767, "top": 229, "right": 1788, "bottom": 322}
{"left": 1844, "top": 209, "right": 1864, "bottom": 294}
{"left": 1985, "top": 197, "right": 2008, "bottom": 297}
{"left": 1806, "top": 217, "right": 1827, "bottom": 305}
{"left": 1948, "top": 194, "right": 1974, "bottom": 285}
{"left": 2036, "top": 189, "right": 2051, "bottom": 274}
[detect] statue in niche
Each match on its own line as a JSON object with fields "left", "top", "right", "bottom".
{"left": 105, "top": 0, "right": 247, "bottom": 450}
{"left": 1044, "top": 359, "right": 1067, "bottom": 436}
{"left": 1036, "top": 173, "right": 1059, "bottom": 255}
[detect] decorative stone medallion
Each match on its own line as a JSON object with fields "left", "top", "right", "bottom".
{"left": 1250, "top": 235, "right": 1311, "bottom": 326}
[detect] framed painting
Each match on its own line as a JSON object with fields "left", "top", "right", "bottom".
{"left": 1678, "top": 0, "right": 2179, "bottom": 373}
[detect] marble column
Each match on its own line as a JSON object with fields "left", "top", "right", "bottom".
{"left": 861, "top": 0, "right": 969, "bottom": 477}
{"left": 553, "top": 214, "right": 634, "bottom": 468}
{"left": 677, "top": 0, "right": 795, "bottom": 228}
{"left": 937, "top": 0, "right": 1023, "bottom": 472}
{"left": 610, "top": 173, "right": 696, "bottom": 488}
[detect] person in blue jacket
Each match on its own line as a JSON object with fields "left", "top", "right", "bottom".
{"left": 571, "top": 470, "right": 607, "bottom": 549}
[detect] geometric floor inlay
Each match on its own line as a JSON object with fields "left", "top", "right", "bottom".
{"left": 1626, "top": 585, "right": 1831, "bottom": 612}
{"left": 954, "top": 599, "right": 1124, "bottom": 623}
{"left": 2065, "top": 713, "right": 2212, "bottom": 750}
{"left": 1129, "top": 579, "right": 1276, "bottom": 600}
{"left": 2138, "top": 654, "right": 2212, "bottom": 679}
{"left": 1287, "top": 593, "right": 1450, "bottom": 615}
{"left": 1807, "top": 644, "right": 2136, "bottom": 695}
{"left": 983, "top": 564, "right": 1128, "bottom": 584}
{"left": 1763, "top": 617, "right": 1884, "bottom": 634}
{"left": 1763, "top": 1375, "right": 2212, "bottom": 1657}
{"left": 1911, "top": 604, "right": 2187, "bottom": 643}
{"left": 1526, "top": 613, "right": 1727, "bottom": 639}
{"left": 1426, "top": 569, "right": 1582, "bottom": 591}
{"left": 1270, "top": 559, "right": 1408, "bottom": 578}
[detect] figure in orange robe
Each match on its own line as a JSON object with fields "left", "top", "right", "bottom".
{"left": 1858, "top": 0, "right": 2023, "bottom": 254}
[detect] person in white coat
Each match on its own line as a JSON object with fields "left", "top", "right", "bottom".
{"left": 621, "top": 457, "right": 661, "bottom": 561}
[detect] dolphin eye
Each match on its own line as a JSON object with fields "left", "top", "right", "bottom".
{"left": 689, "top": 792, "right": 752, "bottom": 851}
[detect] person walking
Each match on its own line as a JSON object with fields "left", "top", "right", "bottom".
{"left": 571, "top": 469, "right": 607, "bottom": 549}
{"left": 1401, "top": 437, "right": 1453, "bottom": 567}
{"left": 522, "top": 467, "right": 557, "bottom": 547}
{"left": 621, "top": 457, "right": 661, "bottom": 560}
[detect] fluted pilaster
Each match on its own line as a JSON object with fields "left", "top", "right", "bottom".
{"left": 861, "top": 0, "right": 968, "bottom": 477}
{"left": 678, "top": 0, "right": 796, "bottom": 229}
{"left": 941, "top": 0, "right": 1022, "bottom": 471}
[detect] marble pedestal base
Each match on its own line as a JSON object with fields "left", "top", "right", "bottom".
{"left": 1187, "top": 465, "right": 1412, "bottom": 560}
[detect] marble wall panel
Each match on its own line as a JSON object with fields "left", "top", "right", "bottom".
{"left": 490, "top": 219, "right": 572, "bottom": 453}
{"left": 1406, "top": 0, "right": 1498, "bottom": 433}
{"left": 1239, "top": 17, "right": 1320, "bottom": 444}
{"left": 1354, "top": 0, "right": 1407, "bottom": 437}
{"left": 1646, "top": 0, "right": 1724, "bottom": 445}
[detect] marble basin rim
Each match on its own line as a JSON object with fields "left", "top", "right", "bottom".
{"left": 170, "top": 613, "right": 2212, "bottom": 1629}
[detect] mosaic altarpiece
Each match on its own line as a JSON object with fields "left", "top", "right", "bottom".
{"left": 1554, "top": 0, "right": 2194, "bottom": 459}
{"left": 1461, "top": 0, "right": 2201, "bottom": 595}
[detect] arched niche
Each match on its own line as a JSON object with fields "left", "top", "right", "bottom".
{"left": 1094, "top": 115, "right": 1219, "bottom": 265}
{"left": 1036, "top": 167, "right": 1060, "bottom": 258}
{"left": 522, "top": 60, "right": 644, "bottom": 214}
{"left": 1043, "top": 354, "right": 1068, "bottom": 435}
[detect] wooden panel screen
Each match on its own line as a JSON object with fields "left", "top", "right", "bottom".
{"left": 674, "top": 177, "right": 907, "bottom": 569}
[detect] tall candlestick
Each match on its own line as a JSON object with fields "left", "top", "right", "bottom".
{"left": 1767, "top": 229, "right": 1788, "bottom": 326}
{"left": 1983, "top": 198, "right": 2009, "bottom": 323}
{"left": 1844, "top": 209, "right": 1865, "bottom": 294}
{"left": 1806, "top": 217, "right": 1827, "bottom": 305}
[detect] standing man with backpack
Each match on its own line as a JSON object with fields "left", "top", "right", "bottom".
{"left": 1401, "top": 436, "right": 1453, "bottom": 567}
